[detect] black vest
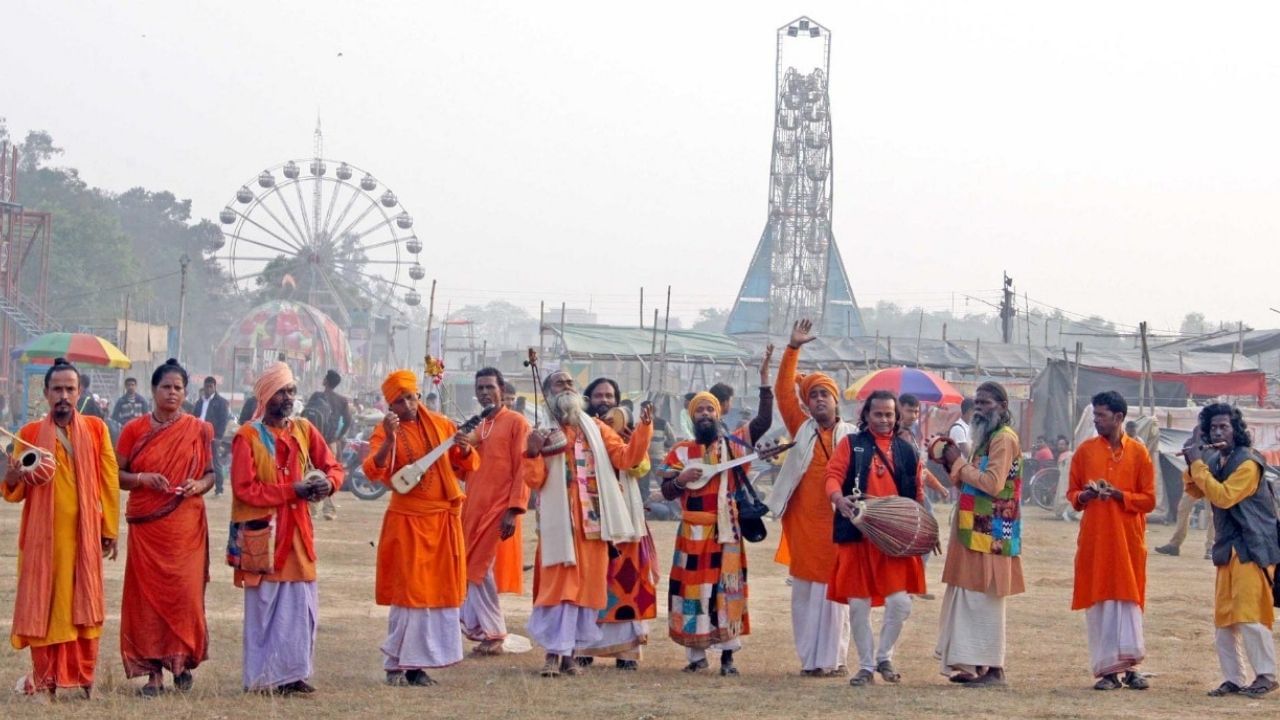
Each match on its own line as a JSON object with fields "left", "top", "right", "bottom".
{"left": 832, "top": 431, "right": 919, "bottom": 544}
{"left": 1208, "top": 447, "right": 1280, "bottom": 568}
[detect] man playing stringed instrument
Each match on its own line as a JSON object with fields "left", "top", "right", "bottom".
{"left": 363, "top": 369, "right": 479, "bottom": 686}
{"left": 523, "top": 368, "right": 652, "bottom": 677}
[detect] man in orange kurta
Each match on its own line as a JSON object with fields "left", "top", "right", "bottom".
{"left": 364, "top": 370, "right": 479, "bottom": 686}
{"left": 460, "top": 368, "right": 530, "bottom": 655}
{"left": 1067, "top": 391, "right": 1155, "bottom": 690}
{"left": 767, "top": 319, "right": 854, "bottom": 676}
{"left": 4, "top": 360, "right": 119, "bottom": 698}
{"left": 523, "top": 370, "right": 650, "bottom": 677}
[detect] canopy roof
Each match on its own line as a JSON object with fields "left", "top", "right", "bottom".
{"left": 547, "top": 324, "right": 1257, "bottom": 375}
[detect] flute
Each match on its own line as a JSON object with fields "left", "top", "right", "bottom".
{"left": 1176, "top": 441, "right": 1227, "bottom": 457}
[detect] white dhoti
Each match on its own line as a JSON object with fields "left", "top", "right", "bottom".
{"left": 850, "top": 591, "right": 912, "bottom": 673}
{"left": 935, "top": 585, "right": 1006, "bottom": 675}
{"left": 381, "top": 606, "right": 464, "bottom": 670}
{"left": 1217, "top": 623, "right": 1278, "bottom": 686}
{"left": 1085, "top": 600, "right": 1145, "bottom": 677}
{"left": 527, "top": 604, "right": 603, "bottom": 657}
{"left": 791, "top": 578, "right": 851, "bottom": 672}
{"left": 460, "top": 571, "right": 507, "bottom": 642}
{"left": 581, "top": 621, "right": 649, "bottom": 659}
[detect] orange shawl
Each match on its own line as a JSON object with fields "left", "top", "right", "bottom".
{"left": 12, "top": 414, "right": 112, "bottom": 639}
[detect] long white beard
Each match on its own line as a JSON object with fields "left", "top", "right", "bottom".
{"left": 550, "top": 390, "right": 586, "bottom": 427}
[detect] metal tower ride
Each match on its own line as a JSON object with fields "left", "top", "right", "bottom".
{"left": 725, "top": 17, "right": 863, "bottom": 337}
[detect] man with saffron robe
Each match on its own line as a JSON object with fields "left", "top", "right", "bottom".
{"left": 578, "top": 376, "right": 658, "bottom": 670}
{"left": 662, "top": 393, "right": 750, "bottom": 676}
{"left": 769, "top": 319, "right": 854, "bottom": 677}
{"left": 364, "top": 369, "right": 479, "bottom": 686}
{"left": 522, "top": 370, "right": 651, "bottom": 677}
{"left": 4, "top": 358, "right": 119, "bottom": 698}
{"left": 460, "top": 368, "right": 529, "bottom": 657}
{"left": 230, "top": 362, "right": 342, "bottom": 695}
{"left": 934, "top": 381, "right": 1025, "bottom": 687}
{"left": 1067, "top": 391, "right": 1155, "bottom": 690}
{"left": 1183, "top": 403, "right": 1280, "bottom": 698}
{"left": 826, "top": 391, "right": 926, "bottom": 687}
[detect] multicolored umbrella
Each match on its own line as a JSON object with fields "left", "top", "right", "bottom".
{"left": 12, "top": 332, "right": 132, "bottom": 368}
{"left": 843, "top": 366, "right": 963, "bottom": 404}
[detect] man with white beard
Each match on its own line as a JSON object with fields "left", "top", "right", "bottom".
{"left": 933, "top": 381, "right": 1026, "bottom": 687}
{"left": 521, "top": 370, "right": 652, "bottom": 677}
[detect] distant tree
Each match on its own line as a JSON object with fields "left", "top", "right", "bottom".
{"left": 18, "top": 130, "right": 62, "bottom": 173}
{"left": 690, "top": 307, "right": 729, "bottom": 333}
{"left": 1180, "top": 312, "right": 1207, "bottom": 336}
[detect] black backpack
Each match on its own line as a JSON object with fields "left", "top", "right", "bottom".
{"left": 302, "top": 392, "right": 336, "bottom": 443}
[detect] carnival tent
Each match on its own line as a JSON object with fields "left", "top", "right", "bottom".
{"left": 215, "top": 299, "right": 352, "bottom": 375}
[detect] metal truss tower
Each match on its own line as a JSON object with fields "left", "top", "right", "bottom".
{"left": 726, "top": 17, "right": 863, "bottom": 337}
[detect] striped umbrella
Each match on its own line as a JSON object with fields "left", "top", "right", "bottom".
{"left": 12, "top": 332, "right": 132, "bottom": 369}
{"left": 843, "top": 366, "right": 963, "bottom": 404}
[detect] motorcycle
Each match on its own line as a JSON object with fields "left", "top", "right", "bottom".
{"left": 341, "top": 434, "right": 388, "bottom": 501}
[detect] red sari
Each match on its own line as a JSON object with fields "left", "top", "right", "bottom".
{"left": 116, "top": 414, "right": 213, "bottom": 678}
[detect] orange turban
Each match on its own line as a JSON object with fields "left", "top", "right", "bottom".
{"left": 252, "top": 361, "right": 295, "bottom": 421}
{"left": 382, "top": 369, "right": 420, "bottom": 404}
{"left": 797, "top": 372, "right": 839, "bottom": 403}
{"left": 687, "top": 391, "right": 721, "bottom": 418}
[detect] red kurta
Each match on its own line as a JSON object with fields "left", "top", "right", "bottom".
{"left": 824, "top": 432, "right": 926, "bottom": 605}
{"left": 364, "top": 408, "right": 479, "bottom": 608}
{"left": 1067, "top": 435, "right": 1155, "bottom": 610}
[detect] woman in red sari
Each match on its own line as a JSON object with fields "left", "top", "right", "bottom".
{"left": 116, "top": 359, "right": 214, "bottom": 695}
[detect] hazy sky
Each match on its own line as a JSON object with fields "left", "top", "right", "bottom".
{"left": 7, "top": 1, "right": 1279, "bottom": 336}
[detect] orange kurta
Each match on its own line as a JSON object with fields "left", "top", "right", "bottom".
{"left": 774, "top": 345, "right": 838, "bottom": 582}
{"left": 4, "top": 414, "right": 119, "bottom": 692}
{"left": 116, "top": 414, "right": 213, "bottom": 677}
{"left": 461, "top": 406, "right": 530, "bottom": 586}
{"left": 525, "top": 418, "right": 648, "bottom": 610}
{"left": 364, "top": 408, "right": 479, "bottom": 608}
{"left": 824, "top": 432, "right": 926, "bottom": 604}
{"left": 493, "top": 519, "right": 524, "bottom": 594}
{"left": 1067, "top": 435, "right": 1155, "bottom": 610}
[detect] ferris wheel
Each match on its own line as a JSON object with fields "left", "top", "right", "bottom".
{"left": 213, "top": 127, "right": 424, "bottom": 325}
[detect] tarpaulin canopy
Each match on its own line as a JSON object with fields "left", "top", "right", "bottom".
{"left": 215, "top": 300, "right": 352, "bottom": 373}
{"left": 1029, "top": 359, "right": 1267, "bottom": 443}
{"left": 547, "top": 324, "right": 750, "bottom": 363}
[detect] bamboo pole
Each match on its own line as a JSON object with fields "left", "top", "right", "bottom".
{"left": 658, "top": 287, "right": 672, "bottom": 393}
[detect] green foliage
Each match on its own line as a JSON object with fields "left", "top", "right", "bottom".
{"left": 2, "top": 120, "right": 244, "bottom": 364}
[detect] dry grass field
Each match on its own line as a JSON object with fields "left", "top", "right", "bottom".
{"left": 0, "top": 492, "right": 1273, "bottom": 719}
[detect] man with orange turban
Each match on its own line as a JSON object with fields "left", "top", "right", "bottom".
{"left": 661, "top": 391, "right": 752, "bottom": 675}
{"left": 363, "top": 369, "right": 479, "bottom": 686}
{"left": 230, "top": 361, "right": 343, "bottom": 695}
{"left": 768, "top": 319, "right": 855, "bottom": 678}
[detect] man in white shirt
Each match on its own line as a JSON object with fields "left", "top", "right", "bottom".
{"left": 949, "top": 398, "right": 974, "bottom": 456}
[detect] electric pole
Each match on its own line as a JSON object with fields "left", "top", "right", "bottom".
{"left": 177, "top": 254, "right": 190, "bottom": 360}
{"left": 1000, "top": 272, "right": 1015, "bottom": 344}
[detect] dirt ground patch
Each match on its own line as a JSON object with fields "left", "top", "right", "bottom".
{"left": 0, "top": 492, "right": 1270, "bottom": 718}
